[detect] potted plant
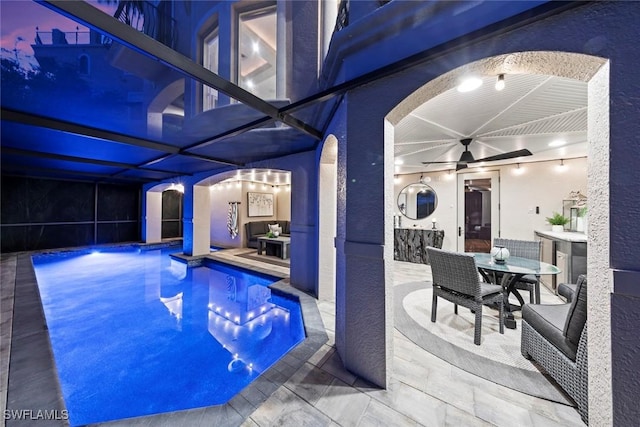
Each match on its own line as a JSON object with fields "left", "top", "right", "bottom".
{"left": 546, "top": 212, "right": 570, "bottom": 232}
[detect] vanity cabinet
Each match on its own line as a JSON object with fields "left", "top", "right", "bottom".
{"left": 535, "top": 230, "right": 587, "bottom": 291}
{"left": 394, "top": 229, "right": 444, "bottom": 264}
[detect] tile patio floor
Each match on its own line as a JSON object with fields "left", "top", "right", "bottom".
{"left": 1, "top": 248, "right": 585, "bottom": 426}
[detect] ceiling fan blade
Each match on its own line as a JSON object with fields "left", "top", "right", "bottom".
{"left": 474, "top": 149, "right": 533, "bottom": 163}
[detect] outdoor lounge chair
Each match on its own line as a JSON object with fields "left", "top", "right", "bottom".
{"left": 427, "top": 247, "right": 504, "bottom": 345}
{"left": 521, "top": 275, "right": 588, "bottom": 424}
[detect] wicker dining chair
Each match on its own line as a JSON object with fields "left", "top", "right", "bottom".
{"left": 427, "top": 247, "right": 504, "bottom": 345}
{"left": 494, "top": 238, "right": 542, "bottom": 304}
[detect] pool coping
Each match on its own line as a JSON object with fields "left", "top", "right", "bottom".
{"left": 2, "top": 245, "right": 327, "bottom": 427}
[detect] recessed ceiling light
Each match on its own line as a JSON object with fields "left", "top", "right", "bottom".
{"left": 457, "top": 77, "right": 483, "bottom": 93}
{"left": 549, "top": 139, "right": 567, "bottom": 147}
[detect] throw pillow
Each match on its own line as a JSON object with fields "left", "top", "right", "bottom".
{"left": 563, "top": 275, "right": 587, "bottom": 346}
{"left": 269, "top": 224, "right": 282, "bottom": 234}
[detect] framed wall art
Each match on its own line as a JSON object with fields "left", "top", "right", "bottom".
{"left": 247, "top": 192, "right": 274, "bottom": 217}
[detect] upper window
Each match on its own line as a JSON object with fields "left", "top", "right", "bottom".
{"left": 203, "top": 30, "right": 219, "bottom": 111}
{"left": 238, "top": 5, "right": 277, "bottom": 100}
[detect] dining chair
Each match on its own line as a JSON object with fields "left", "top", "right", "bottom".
{"left": 494, "top": 238, "right": 542, "bottom": 304}
{"left": 427, "top": 247, "right": 504, "bottom": 345}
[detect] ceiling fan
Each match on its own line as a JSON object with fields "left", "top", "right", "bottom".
{"left": 422, "top": 138, "right": 533, "bottom": 171}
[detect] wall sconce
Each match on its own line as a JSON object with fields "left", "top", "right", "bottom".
{"left": 556, "top": 159, "right": 567, "bottom": 172}
{"left": 513, "top": 163, "right": 524, "bottom": 175}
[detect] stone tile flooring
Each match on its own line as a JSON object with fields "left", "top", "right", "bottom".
{"left": 241, "top": 260, "right": 584, "bottom": 427}
{"left": 2, "top": 250, "right": 585, "bottom": 426}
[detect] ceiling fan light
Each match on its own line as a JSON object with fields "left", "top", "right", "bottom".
{"left": 495, "top": 74, "right": 505, "bottom": 91}
{"left": 457, "top": 77, "right": 483, "bottom": 93}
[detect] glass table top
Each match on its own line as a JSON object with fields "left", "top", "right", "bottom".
{"left": 470, "top": 252, "right": 561, "bottom": 275}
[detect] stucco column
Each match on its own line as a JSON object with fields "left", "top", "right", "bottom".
{"left": 335, "top": 93, "right": 393, "bottom": 387}
{"left": 183, "top": 184, "right": 211, "bottom": 256}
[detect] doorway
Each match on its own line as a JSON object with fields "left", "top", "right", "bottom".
{"left": 457, "top": 171, "right": 499, "bottom": 252}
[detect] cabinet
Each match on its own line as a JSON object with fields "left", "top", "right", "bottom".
{"left": 394, "top": 229, "right": 444, "bottom": 264}
{"left": 535, "top": 230, "right": 587, "bottom": 291}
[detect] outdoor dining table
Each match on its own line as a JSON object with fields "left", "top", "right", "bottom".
{"left": 470, "top": 252, "right": 561, "bottom": 329}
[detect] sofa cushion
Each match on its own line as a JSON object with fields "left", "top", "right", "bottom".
{"left": 247, "top": 221, "right": 268, "bottom": 238}
{"left": 274, "top": 220, "right": 290, "bottom": 235}
{"left": 523, "top": 303, "right": 577, "bottom": 361}
{"left": 563, "top": 275, "right": 587, "bottom": 347}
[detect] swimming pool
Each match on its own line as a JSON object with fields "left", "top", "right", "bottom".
{"left": 32, "top": 246, "right": 305, "bottom": 426}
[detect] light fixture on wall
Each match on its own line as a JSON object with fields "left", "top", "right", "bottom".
{"left": 419, "top": 174, "right": 431, "bottom": 184}
{"left": 495, "top": 74, "right": 505, "bottom": 91}
{"left": 557, "top": 159, "right": 567, "bottom": 172}
{"left": 394, "top": 175, "right": 400, "bottom": 184}
{"left": 168, "top": 183, "right": 184, "bottom": 193}
{"left": 513, "top": 163, "right": 524, "bottom": 175}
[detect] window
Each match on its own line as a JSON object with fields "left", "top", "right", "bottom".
{"left": 202, "top": 29, "right": 219, "bottom": 111}
{"left": 238, "top": 5, "right": 277, "bottom": 99}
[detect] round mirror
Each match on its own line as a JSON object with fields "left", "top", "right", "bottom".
{"left": 397, "top": 183, "right": 438, "bottom": 220}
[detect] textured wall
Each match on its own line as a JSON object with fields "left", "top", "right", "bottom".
{"left": 328, "top": 1, "right": 640, "bottom": 420}
{"left": 586, "top": 62, "right": 612, "bottom": 426}
{"left": 611, "top": 291, "right": 640, "bottom": 425}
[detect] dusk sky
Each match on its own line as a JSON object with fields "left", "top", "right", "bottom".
{"left": 1, "top": 0, "right": 116, "bottom": 57}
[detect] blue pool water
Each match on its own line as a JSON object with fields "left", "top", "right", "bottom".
{"left": 32, "top": 246, "right": 305, "bottom": 426}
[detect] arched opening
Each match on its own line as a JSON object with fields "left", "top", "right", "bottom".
{"left": 188, "top": 168, "right": 292, "bottom": 260}
{"left": 143, "top": 182, "right": 185, "bottom": 244}
{"left": 147, "top": 79, "right": 185, "bottom": 139}
{"left": 318, "top": 135, "right": 338, "bottom": 301}
{"left": 162, "top": 188, "right": 183, "bottom": 239}
{"left": 385, "top": 51, "right": 609, "bottom": 418}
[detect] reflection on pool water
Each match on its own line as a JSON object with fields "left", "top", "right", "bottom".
{"left": 32, "top": 246, "right": 305, "bottom": 426}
